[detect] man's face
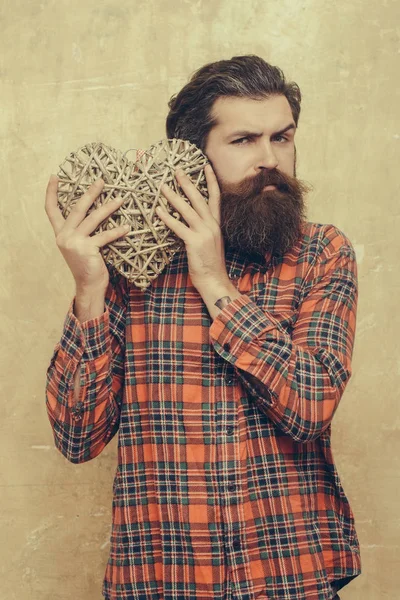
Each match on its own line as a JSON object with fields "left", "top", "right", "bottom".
{"left": 205, "top": 94, "right": 296, "bottom": 184}
{"left": 204, "top": 95, "right": 308, "bottom": 258}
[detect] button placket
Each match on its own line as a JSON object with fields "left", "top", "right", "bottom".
{"left": 227, "top": 472, "right": 236, "bottom": 493}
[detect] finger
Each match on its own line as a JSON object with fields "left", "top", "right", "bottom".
{"left": 64, "top": 178, "right": 106, "bottom": 230}
{"left": 204, "top": 164, "right": 221, "bottom": 225}
{"left": 93, "top": 223, "right": 130, "bottom": 248}
{"left": 77, "top": 195, "right": 126, "bottom": 236}
{"left": 45, "top": 175, "right": 65, "bottom": 236}
{"left": 160, "top": 183, "right": 200, "bottom": 229}
{"left": 155, "top": 205, "right": 189, "bottom": 242}
{"left": 174, "top": 169, "right": 210, "bottom": 221}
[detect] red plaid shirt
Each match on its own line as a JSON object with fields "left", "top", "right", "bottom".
{"left": 46, "top": 221, "right": 361, "bottom": 600}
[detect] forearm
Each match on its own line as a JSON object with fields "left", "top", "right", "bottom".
{"left": 45, "top": 282, "right": 126, "bottom": 463}
{"left": 210, "top": 294, "right": 355, "bottom": 443}
{"left": 236, "top": 340, "right": 351, "bottom": 441}
{"left": 72, "top": 285, "right": 107, "bottom": 404}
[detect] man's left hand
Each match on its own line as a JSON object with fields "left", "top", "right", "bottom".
{"left": 156, "top": 164, "right": 229, "bottom": 293}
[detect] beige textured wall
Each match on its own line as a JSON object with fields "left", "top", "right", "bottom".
{"left": 1, "top": 0, "right": 399, "bottom": 598}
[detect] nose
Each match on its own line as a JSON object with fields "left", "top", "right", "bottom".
{"left": 256, "top": 142, "right": 279, "bottom": 171}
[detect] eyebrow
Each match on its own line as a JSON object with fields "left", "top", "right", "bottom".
{"left": 228, "top": 123, "right": 296, "bottom": 140}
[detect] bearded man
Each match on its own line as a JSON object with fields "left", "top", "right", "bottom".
{"left": 45, "top": 55, "right": 361, "bottom": 600}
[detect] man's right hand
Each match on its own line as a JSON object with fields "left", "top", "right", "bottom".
{"left": 45, "top": 176, "right": 129, "bottom": 292}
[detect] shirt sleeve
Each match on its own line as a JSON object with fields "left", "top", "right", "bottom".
{"left": 45, "top": 268, "right": 128, "bottom": 463}
{"left": 209, "top": 225, "right": 358, "bottom": 443}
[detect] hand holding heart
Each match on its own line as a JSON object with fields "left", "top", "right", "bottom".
{"left": 45, "top": 175, "right": 127, "bottom": 293}
{"left": 156, "top": 164, "right": 231, "bottom": 293}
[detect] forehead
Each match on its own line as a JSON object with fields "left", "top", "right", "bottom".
{"left": 210, "top": 95, "right": 294, "bottom": 134}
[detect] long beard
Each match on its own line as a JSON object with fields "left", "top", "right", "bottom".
{"left": 219, "top": 168, "right": 311, "bottom": 259}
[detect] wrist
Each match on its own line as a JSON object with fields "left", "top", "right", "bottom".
{"left": 194, "top": 272, "right": 234, "bottom": 296}
{"left": 75, "top": 280, "right": 108, "bottom": 298}
{"left": 74, "top": 286, "right": 107, "bottom": 323}
{"left": 196, "top": 279, "right": 241, "bottom": 320}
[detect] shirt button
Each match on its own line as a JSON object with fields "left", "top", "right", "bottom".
{"left": 233, "top": 536, "right": 241, "bottom": 549}
{"left": 223, "top": 342, "right": 231, "bottom": 352}
{"left": 225, "top": 374, "right": 234, "bottom": 385}
{"left": 72, "top": 401, "right": 83, "bottom": 414}
{"left": 228, "top": 483, "right": 236, "bottom": 492}
{"left": 226, "top": 426, "right": 234, "bottom": 436}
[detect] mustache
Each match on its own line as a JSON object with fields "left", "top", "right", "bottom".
{"left": 220, "top": 168, "right": 299, "bottom": 198}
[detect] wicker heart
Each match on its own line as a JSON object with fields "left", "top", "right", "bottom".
{"left": 57, "top": 139, "right": 209, "bottom": 289}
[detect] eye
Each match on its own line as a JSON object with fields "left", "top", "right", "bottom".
{"left": 273, "top": 135, "right": 289, "bottom": 143}
{"left": 231, "top": 137, "right": 252, "bottom": 145}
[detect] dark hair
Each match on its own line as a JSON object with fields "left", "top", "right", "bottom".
{"left": 166, "top": 54, "right": 301, "bottom": 152}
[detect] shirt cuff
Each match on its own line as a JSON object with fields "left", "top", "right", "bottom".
{"left": 58, "top": 298, "right": 111, "bottom": 363}
{"left": 209, "top": 294, "right": 279, "bottom": 361}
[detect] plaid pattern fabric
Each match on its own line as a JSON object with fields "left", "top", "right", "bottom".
{"left": 45, "top": 221, "right": 361, "bottom": 600}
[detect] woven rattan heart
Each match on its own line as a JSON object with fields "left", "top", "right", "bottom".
{"left": 57, "top": 139, "right": 209, "bottom": 289}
